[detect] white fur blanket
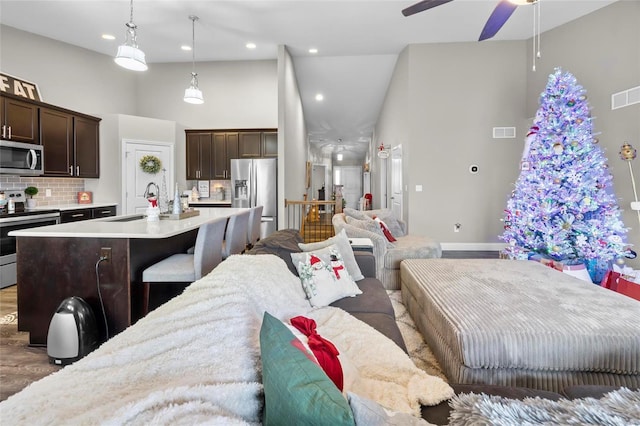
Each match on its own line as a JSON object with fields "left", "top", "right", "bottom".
{"left": 0, "top": 255, "right": 452, "bottom": 424}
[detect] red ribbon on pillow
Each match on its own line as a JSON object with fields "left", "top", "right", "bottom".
{"left": 373, "top": 216, "right": 397, "bottom": 242}
{"left": 290, "top": 316, "right": 344, "bottom": 391}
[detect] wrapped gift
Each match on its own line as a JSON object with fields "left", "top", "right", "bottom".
{"left": 529, "top": 255, "right": 593, "bottom": 283}
{"left": 601, "top": 270, "right": 640, "bottom": 301}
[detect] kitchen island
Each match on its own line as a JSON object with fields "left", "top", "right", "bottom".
{"left": 10, "top": 208, "right": 247, "bottom": 345}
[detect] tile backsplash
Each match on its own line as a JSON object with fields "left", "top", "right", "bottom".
{"left": 0, "top": 176, "right": 84, "bottom": 206}
{"left": 187, "top": 180, "right": 231, "bottom": 201}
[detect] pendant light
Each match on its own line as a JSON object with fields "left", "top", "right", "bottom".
{"left": 184, "top": 15, "right": 204, "bottom": 104}
{"left": 114, "top": 0, "right": 147, "bottom": 71}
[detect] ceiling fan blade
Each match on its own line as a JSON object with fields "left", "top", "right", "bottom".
{"left": 478, "top": 0, "right": 518, "bottom": 41}
{"left": 402, "top": 0, "right": 454, "bottom": 17}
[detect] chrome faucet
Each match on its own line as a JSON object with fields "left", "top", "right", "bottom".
{"left": 144, "top": 182, "right": 159, "bottom": 199}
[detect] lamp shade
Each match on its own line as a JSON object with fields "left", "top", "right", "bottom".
{"left": 184, "top": 85, "right": 204, "bottom": 104}
{"left": 115, "top": 45, "right": 148, "bottom": 71}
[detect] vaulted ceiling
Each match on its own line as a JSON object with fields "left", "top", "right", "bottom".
{"left": 0, "top": 0, "right": 618, "bottom": 163}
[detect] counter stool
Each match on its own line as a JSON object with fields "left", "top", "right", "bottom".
{"left": 246, "top": 205, "right": 263, "bottom": 250}
{"left": 222, "top": 210, "right": 250, "bottom": 259}
{"left": 141, "top": 216, "right": 228, "bottom": 315}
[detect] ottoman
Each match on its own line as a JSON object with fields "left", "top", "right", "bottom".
{"left": 400, "top": 258, "right": 640, "bottom": 392}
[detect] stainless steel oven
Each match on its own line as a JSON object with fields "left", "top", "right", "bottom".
{"left": 0, "top": 190, "right": 60, "bottom": 288}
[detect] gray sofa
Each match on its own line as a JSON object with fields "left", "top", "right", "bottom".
{"left": 332, "top": 208, "right": 441, "bottom": 290}
{"left": 247, "top": 229, "right": 635, "bottom": 424}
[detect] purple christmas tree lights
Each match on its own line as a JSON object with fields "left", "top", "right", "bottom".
{"left": 501, "top": 68, "right": 628, "bottom": 265}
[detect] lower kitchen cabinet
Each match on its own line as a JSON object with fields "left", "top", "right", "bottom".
{"left": 60, "top": 206, "right": 116, "bottom": 223}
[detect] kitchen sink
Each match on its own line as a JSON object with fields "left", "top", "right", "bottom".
{"left": 105, "top": 214, "right": 145, "bottom": 222}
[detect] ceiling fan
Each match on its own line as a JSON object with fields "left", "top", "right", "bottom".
{"left": 402, "top": 0, "right": 537, "bottom": 41}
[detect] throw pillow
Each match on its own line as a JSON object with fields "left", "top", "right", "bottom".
{"left": 347, "top": 393, "right": 430, "bottom": 426}
{"left": 298, "top": 229, "right": 365, "bottom": 281}
{"left": 290, "top": 316, "right": 344, "bottom": 391}
{"left": 286, "top": 320, "right": 361, "bottom": 394}
{"left": 372, "top": 210, "right": 404, "bottom": 237}
{"left": 345, "top": 216, "right": 395, "bottom": 248}
{"left": 260, "top": 312, "right": 355, "bottom": 426}
{"left": 343, "top": 207, "right": 369, "bottom": 220}
{"left": 373, "top": 217, "right": 397, "bottom": 242}
{"left": 291, "top": 245, "right": 362, "bottom": 307}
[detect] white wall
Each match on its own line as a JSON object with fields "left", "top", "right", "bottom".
{"left": 374, "top": 47, "right": 410, "bottom": 216}
{"left": 0, "top": 25, "right": 136, "bottom": 116}
{"left": 135, "top": 60, "right": 278, "bottom": 129}
{"left": 377, "top": 41, "right": 526, "bottom": 245}
{"left": 278, "top": 45, "right": 308, "bottom": 229}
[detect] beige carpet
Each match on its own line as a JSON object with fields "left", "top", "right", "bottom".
{"left": 388, "top": 290, "right": 447, "bottom": 381}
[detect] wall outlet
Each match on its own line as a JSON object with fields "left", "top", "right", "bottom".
{"left": 454, "top": 223, "right": 461, "bottom": 233}
{"left": 100, "top": 247, "right": 112, "bottom": 262}
{"left": 45, "top": 189, "right": 52, "bottom": 197}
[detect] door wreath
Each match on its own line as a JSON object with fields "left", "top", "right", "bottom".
{"left": 139, "top": 155, "right": 162, "bottom": 174}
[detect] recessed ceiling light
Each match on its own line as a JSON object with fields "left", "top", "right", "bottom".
{"left": 101, "top": 34, "right": 116, "bottom": 40}
{"left": 308, "top": 48, "right": 318, "bottom": 54}
{"left": 246, "top": 42, "right": 257, "bottom": 49}
{"left": 315, "top": 94, "right": 324, "bottom": 101}
{"left": 181, "top": 45, "right": 192, "bottom": 51}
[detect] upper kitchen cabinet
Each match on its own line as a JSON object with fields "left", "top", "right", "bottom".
{"left": 238, "top": 132, "right": 261, "bottom": 158}
{"left": 0, "top": 94, "right": 39, "bottom": 144}
{"left": 40, "top": 106, "right": 100, "bottom": 178}
{"left": 213, "top": 132, "right": 238, "bottom": 179}
{"left": 186, "top": 132, "right": 213, "bottom": 180}
{"left": 262, "top": 131, "right": 278, "bottom": 157}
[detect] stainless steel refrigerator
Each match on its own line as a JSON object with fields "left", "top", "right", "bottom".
{"left": 230, "top": 158, "right": 277, "bottom": 238}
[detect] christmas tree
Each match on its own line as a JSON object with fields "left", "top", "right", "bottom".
{"left": 501, "top": 68, "right": 627, "bottom": 270}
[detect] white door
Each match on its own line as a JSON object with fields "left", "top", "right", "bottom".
{"left": 334, "top": 166, "right": 362, "bottom": 210}
{"left": 123, "top": 140, "right": 175, "bottom": 215}
{"left": 391, "top": 145, "right": 403, "bottom": 220}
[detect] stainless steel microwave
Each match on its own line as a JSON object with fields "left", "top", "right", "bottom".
{"left": 0, "top": 140, "right": 44, "bottom": 175}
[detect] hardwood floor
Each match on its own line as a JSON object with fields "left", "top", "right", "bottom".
{"left": 0, "top": 250, "right": 498, "bottom": 402}
{"left": 0, "top": 285, "right": 59, "bottom": 402}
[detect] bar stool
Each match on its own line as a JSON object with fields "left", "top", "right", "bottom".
{"left": 222, "top": 210, "right": 251, "bottom": 259}
{"left": 246, "top": 205, "right": 264, "bottom": 250}
{"left": 141, "top": 216, "right": 228, "bottom": 315}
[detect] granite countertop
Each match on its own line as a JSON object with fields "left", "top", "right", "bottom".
{"left": 9, "top": 207, "right": 248, "bottom": 239}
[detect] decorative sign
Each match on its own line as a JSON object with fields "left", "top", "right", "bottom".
{"left": 77, "top": 191, "right": 93, "bottom": 204}
{"left": 0, "top": 72, "right": 42, "bottom": 102}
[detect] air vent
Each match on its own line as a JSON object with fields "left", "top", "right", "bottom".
{"left": 493, "top": 127, "right": 516, "bottom": 139}
{"left": 611, "top": 86, "right": 640, "bottom": 110}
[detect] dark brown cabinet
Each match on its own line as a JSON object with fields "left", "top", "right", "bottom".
{"left": 186, "top": 132, "right": 212, "bottom": 180}
{"left": 0, "top": 95, "right": 39, "bottom": 144}
{"left": 40, "top": 107, "right": 100, "bottom": 178}
{"left": 186, "top": 128, "right": 276, "bottom": 180}
{"left": 238, "top": 132, "right": 262, "bottom": 158}
{"left": 212, "top": 132, "right": 238, "bottom": 179}
{"left": 262, "top": 131, "right": 278, "bottom": 157}
{"left": 60, "top": 205, "right": 116, "bottom": 223}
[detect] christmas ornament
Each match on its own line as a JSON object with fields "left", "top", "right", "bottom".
{"left": 553, "top": 143, "right": 564, "bottom": 154}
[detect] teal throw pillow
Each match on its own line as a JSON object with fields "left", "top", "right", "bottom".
{"left": 260, "top": 312, "right": 355, "bottom": 426}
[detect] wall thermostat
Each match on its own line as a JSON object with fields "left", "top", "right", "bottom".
{"left": 469, "top": 165, "right": 479, "bottom": 174}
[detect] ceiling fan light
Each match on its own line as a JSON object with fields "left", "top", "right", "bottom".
{"left": 337, "top": 153, "right": 343, "bottom": 161}
{"left": 115, "top": 44, "right": 147, "bottom": 71}
{"left": 508, "top": 0, "right": 533, "bottom": 5}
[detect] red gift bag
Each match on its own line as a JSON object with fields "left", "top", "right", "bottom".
{"left": 601, "top": 270, "right": 640, "bottom": 301}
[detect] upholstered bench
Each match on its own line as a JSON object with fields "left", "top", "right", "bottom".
{"left": 400, "top": 258, "right": 640, "bottom": 393}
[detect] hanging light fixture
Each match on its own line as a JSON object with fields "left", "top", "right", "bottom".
{"left": 114, "top": 0, "right": 147, "bottom": 71}
{"left": 184, "top": 15, "right": 204, "bottom": 104}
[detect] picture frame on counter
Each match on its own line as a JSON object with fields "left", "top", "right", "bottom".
{"left": 197, "top": 181, "right": 210, "bottom": 198}
{"left": 77, "top": 191, "right": 93, "bottom": 204}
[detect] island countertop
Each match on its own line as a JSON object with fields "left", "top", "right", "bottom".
{"left": 9, "top": 207, "right": 248, "bottom": 239}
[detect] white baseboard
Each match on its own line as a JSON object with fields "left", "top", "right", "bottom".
{"left": 440, "top": 242, "right": 507, "bottom": 251}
